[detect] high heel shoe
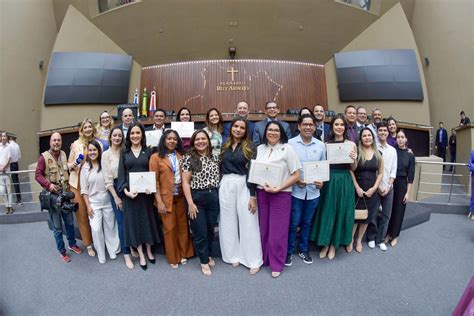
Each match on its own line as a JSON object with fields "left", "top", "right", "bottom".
{"left": 355, "top": 241, "right": 363, "bottom": 253}
{"left": 319, "top": 246, "right": 329, "bottom": 259}
{"left": 390, "top": 237, "right": 399, "bottom": 247}
{"left": 124, "top": 255, "right": 134, "bottom": 270}
{"left": 140, "top": 263, "right": 147, "bottom": 271}
{"left": 208, "top": 257, "right": 215, "bottom": 268}
{"left": 328, "top": 246, "right": 336, "bottom": 260}
{"left": 147, "top": 254, "right": 156, "bottom": 264}
{"left": 201, "top": 264, "right": 212, "bottom": 276}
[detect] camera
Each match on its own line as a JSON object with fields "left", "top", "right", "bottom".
{"left": 55, "top": 190, "right": 78, "bottom": 214}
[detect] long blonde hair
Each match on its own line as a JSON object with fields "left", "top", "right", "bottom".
{"left": 78, "top": 118, "right": 97, "bottom": 145}
{"left": 357, "top": 127, "right": 382, "bottom": 168}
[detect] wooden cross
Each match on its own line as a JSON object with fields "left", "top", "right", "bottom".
{"left": 227, "top": 67, "right": 239, "bottom": 81}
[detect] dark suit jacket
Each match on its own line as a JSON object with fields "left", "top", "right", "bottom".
{"left": 252, "top": 118, "right": 292, "bottom": 145}
{"left": 223, "top": 120, "right": 255, "bottom": 143}
{"left": 315, "top": 123, "right": 330, "bottom": 142}
{"left": 435, "top": 128, "right": 448, "bottom": 148}
{"left": 148, "top": 152, "right": 183, "bottom": 212}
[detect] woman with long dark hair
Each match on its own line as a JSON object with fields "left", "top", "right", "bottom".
{"left": 255, "top": 120, "right": 301, "bottom": 278}
{"left": 310, "top": 116, "right": 357, "bottom": 260}
{"left": 349, "top": 128, "right": 383, "bottom": 253}
{"left": 386, "top": 117, "right": 398, "bottom": 148}
{"left": 181, "top": 130, "right": 220, "bottom": 276}
{"left": 175, "top": 107, "right": 193, "bottom": 149}
{"left": 386, "top": 129, "right": 415, "bottom": 246}
{"left": 219, "top": 118, "right": 262, "bottom": 275}
{"left": 149, "top": 129, "right": 194, "bottom": 268}
{"left": 80, "top": 140, "right": 120, "bottom": 264}
{"left": 117, "top": 123, "right": 160, "bottom": 270}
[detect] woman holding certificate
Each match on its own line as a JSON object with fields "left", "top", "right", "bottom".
{"left": 117, "top": 123, "right": 160, "bottom": 270}
{"left": 254, "top": 121, "right": 301, "bottom": 278}
{"left": 149, "top": 130, "right": 194, "bottom": 268}
{"left": 219, "top": 118, "right": 262, "bottom": 275}
{"left": 310, "top": 116, "right": 357, "bottom": 260}
{"left": 175, "top": 107, "right": 193, "bottom": 150}
{"left": 80, "top": 140, "right": 120, "bottom": 264}
{"left": 203, "top": 108, "right": 224, "bottom": 158}
{"left": 349, "top": 128, "right": 383, "bottom": 253}
{"left": 181, "top": 130, "right": 220, "bottom": 276}
{"left": 67, "top": 118, "right": 96, "bottom": 257}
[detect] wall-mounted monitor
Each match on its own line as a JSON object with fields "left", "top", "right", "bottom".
{"left": 44, "top": 52, "right": 132, "bottom": 105}
{"left": 334, "top": 49, "right": 423, "bottom": 102}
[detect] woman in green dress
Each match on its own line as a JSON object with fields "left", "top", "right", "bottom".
{"left": 310, "top": 115, "right": 357, "bottom": 260}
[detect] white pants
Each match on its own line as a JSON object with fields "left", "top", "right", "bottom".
{"left": 89, "top": 204, "right": 120, "bottom": 263}
{"left": 0, "top": 174, "right": 12, "bottom": 208}
{"left": 219, "top": 174, "right": 263, "bottom": 269}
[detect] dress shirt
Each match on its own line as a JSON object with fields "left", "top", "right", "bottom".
{"left": 220, "top": 142, "right": 257, "bottom": 196}
{"left": 255, "top": 142, "right": 302, "bottom": 192}
{"left": 80, "top": 165, "right": 110, "bottom": 208}
{"left": 377, "top": 142, "right": 397, "bottom": 190}
{"left": 0, "top": 143, "right": 11, "bottom": 172}
{"left": 288, "top": 135, "right": 326, "bottom": 200}
{"left": 8, "top": 141, "right": 21, "bottom": 163}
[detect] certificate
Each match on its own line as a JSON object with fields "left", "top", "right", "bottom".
{"left": 303, "top": 160, "right": 330, "bottom": 182}
{"left": 248, "top": 160, "right": 283, "bottom": 187}
{"left": 145, "top": 130, "right": 162, "bottom": 147}
{"left": 129, "top": 172, "right": 156, "bottom": 193}
{"left": 171, "top": 122, "right": 194, "bottom": 138}
{"left": 326, "top": 143, "right": 354, "bottom": 164}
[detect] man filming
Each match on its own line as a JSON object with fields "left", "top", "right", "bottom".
{"left": 35, "top": 132, "right": 82, "bottom": 262}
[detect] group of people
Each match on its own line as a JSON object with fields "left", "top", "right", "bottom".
{"left": 0, "top": 131, "right": 22, "bottom": 214}
{"left": 35, "top": 101, "right": 417, "bottom": 278}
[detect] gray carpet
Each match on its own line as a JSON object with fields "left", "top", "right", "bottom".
{"left": 0, "top": 213, "right": 473, "bottom": 316}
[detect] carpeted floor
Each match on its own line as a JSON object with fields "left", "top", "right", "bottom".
{"left": 0, "top": 213, "right": 473, "bottom": 315}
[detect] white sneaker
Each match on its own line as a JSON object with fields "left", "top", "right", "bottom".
{"left": 368, "top": 241, "right": 375, "bottom": 249}
{"left": 378, "top": 243, "right": 388, "bottom": 251}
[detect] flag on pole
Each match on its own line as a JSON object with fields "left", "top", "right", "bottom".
{"left": 133, "top": 88, "right": 139, "bottom": 105}
{"left": 149, "top": 87, "right": 157, "bottom": 117}
{"left": 141, "top": 88, "right": 148, "bottom": 118}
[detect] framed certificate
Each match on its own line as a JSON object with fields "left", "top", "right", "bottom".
{"left": 303, "top": 160, "right": 330, "bottom": 182}
{"left": 145, "top": 130, "right": 163, "bottom": 147}
{"left": 129, "top": 172, "right": 156, "bottom": 193}
{"left": 171, "top": 122, "right": 195, "bottom": 138}
{"left": 248, "top": 160, "right": 283, "bottom": 187}
{"left": 326, "top": 143, "right": 354, "bottom": 164}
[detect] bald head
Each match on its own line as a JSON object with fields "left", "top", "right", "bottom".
{"left": 49, "top": 132, "right": 62, "bottom": 153}
{"left": 122, "top": 108, "right": 134, "bottom": 127}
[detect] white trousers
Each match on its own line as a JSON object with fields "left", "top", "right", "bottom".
{"left": 0, "top": 174, "right": 12, "bottom": 208}
{"left": 219, "top": 174, "right": 263, "bottom": 269}
{"left": 88, "top": 204, "right": 120, "bottom": 263}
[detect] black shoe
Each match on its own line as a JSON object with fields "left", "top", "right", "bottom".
{"left": 284, "top": 254, "right": 292, "bottom": 267}
{"left": 140, "top": 263, "right": 147, "bottom": 271}
{"left": 298, "top": 252, "right": 313, "bottom": 264}
{"left": 148, "top": 257, "right": 156, "bottom": 264}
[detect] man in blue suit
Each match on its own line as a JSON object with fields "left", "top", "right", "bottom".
{"left": 223, "top": 101, "right": 255, "bottom": 143}
{"left": 252, "top": 101, "right": 291, "bottom": 145}
{"left": 313, "top": 104, "right": 330, "bottom": 142}
{"left": 435, "top": 121, "right": 448, "bottom": 170}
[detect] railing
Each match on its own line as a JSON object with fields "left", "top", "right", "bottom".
{"left": 0, "top": 169, "right": 42, "bottom": 214}
{"left": 414, "top": 161, "right": 471, "bottom": 205}
{"left": 98, "top": 0, "right": 136, "bottom": 14}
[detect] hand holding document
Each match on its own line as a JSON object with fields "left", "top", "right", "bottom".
{"left": 303, "top": 160, "right": 330, "bottom": 182}
{"left": 129, "top": 172, "right": 156, "bottom": 193}
{"left": 326, "top": 143, "right": 354, "bottom": 164}
{"left": 171, "top": 122, "right": 195, "bottom": 138}
{"left": 248, "top": 160, "right": 283, "bottom": 187}
{"left": 145, "top": 130, "right": 163, "bottom": 147}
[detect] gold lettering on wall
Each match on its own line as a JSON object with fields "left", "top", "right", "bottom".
{"left": 216, "top": 81, "right": 250, "bottom": 92}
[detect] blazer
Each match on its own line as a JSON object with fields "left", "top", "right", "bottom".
{"left": 149, "top": 152, "right": 183, "bottom": 212}
{"left": 252, "top": 118, "right": 292, "bottom": 145}
{"left": 435, "top": 128, "right": 448, "bottom": 148}
{"left": 315, "top": 123, "right": 331, "bottom": 143}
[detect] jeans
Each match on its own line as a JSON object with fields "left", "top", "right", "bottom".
{"left": 367, "top": 189, "right": 394, "bottom": 244}
{"left": 109, "top": 180, "right": 130, "bottom": 255}
{"left": 190, "top": 188, "right": 219, "bottom": 264}
{"left": 48, "top": 202, "right": 76, "bottom": 253}
{"left": 288, "top": 196, "right": 319, "bottom": 254}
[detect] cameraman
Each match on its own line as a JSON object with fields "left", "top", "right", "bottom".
{"left": 35, "top": 132, "right": 82, "bottom": 262}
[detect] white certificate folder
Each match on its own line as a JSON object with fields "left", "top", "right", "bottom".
{"left": 248, "top": 160, "right": 283, "bottom": 187}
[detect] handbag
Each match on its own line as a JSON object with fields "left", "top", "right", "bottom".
{"left": 354, "top": 196, "right": 368, "bottom": 220}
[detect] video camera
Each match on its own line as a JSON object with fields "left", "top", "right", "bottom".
{"left": 39, "top": 189, "right": 78, "bottom": 213}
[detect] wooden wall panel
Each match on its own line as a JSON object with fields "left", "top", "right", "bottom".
{"left": 141, "top": 60, "right": 327, "bottom": 115}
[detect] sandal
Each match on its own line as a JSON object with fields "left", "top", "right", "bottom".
{"left": 355, "top": 241, "right": 363, "bottom": 253}
{"left": 124, "top": 255, "right": 134, "bottom": 270}
{"left": 249, "top": 267, "right": 260, "bottom": 275}
{"left": 87, "top": 245, "right": 96, "bottom": 257}
{"left": 170, "top": 264, "right": 179, "bottom": 269}
{"left": 180, "top": 258, "right": 187, "bottom": 265}
{"left": 232, "top": 262, "right": 240, "bottom": 267}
